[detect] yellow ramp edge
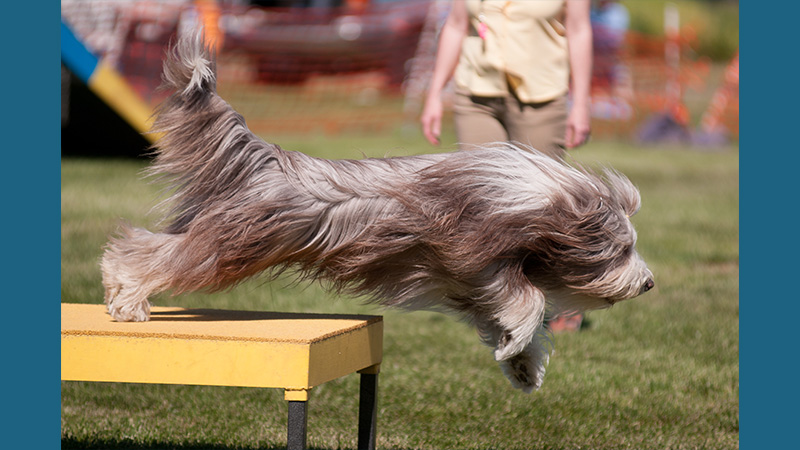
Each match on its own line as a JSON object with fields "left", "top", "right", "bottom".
{"left": 88, "top": 62, "right": 162, "bottom": 143}
{"left": 61, "top": 304, "right": 382, "bottom": 391}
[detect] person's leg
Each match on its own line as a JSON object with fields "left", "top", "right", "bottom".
{"left": 452, "top": 90, "right": 508, "bottom": 149}
{"left": 502, "top": 94, "right": 568, "bottom": 160}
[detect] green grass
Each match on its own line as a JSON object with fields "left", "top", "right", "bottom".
{"left": 61, "top": 131, "right": 738, "bottom": 449}
{"left": 624, "top": 0, "right": 739, "bottom": 61}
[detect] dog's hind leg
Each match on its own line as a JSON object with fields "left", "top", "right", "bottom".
{"left": 101, "top": 226, "right": 194, "bottom": 322}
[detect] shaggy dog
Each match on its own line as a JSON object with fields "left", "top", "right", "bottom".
{"left": 101, "top": 32, "right": 654, "bottom": 393}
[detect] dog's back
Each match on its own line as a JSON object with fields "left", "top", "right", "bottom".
{"left": 143, "top": 32, "right": 578, "bottom": 289}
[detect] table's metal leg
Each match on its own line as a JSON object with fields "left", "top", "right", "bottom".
{"left": 287, "top": 400, "right": 308, "bottom": 450}
{"left": 357, "top": 367, "right": 380, "bottom": 450}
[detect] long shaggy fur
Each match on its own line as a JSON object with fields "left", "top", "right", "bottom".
{"left": 101, "top": 32, "right": 654, "bottom": 393}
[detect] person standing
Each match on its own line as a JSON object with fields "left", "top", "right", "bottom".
{"left": 420, "top": 0, "right": 593, "bottom": 159}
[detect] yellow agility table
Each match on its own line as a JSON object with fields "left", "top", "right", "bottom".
{"left": 61, "top": 303, "right": 383, "bottom": 450}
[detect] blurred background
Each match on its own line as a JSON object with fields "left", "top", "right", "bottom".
{"left": 61, "top": 0, "right": 739, "bottom": 156}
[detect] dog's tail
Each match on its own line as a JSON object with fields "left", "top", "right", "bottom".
{"left": 159, "top": 30, "right": 217, "bottom": 98}
{"left": 146, "top": 30, "right": 279, "bottom": 232}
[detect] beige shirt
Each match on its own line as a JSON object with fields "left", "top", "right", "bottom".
{"left": 454, "top": 0, "right": 569, "bottom": 103}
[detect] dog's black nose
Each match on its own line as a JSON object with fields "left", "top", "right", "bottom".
{"left": 642, "top": 278, "right": 655, "bottom": 293}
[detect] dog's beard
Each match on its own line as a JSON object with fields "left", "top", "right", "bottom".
{"left": 101, "top": 30, "right": 653, "bottom": 393}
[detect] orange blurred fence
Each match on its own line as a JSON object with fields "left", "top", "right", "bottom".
{"left": 62, "top": 0, "right": 738, "bottom": 141}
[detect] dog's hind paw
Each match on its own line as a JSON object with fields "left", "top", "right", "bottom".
{"left": 101, "top": 251, "right": 153, "bottom": 322}
{"left": 103, "top": 277, "right": 152, "bottom": 322}
{"left": 106, "top": 297, "right": 152, "bottom": 322}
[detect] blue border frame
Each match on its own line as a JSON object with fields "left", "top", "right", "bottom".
{"left": 1, "top": 1, "right": 786, "bottom": 448}
{"left": 3, "top": 2, "right": 60, "bottom": 448}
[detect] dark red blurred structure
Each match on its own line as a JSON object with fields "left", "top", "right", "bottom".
{"left": 223, "top": 0, "right": 431, "bottom": 88}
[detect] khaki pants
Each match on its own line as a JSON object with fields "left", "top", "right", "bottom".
{"left": 453, "top": 90, "right": 568, "bottom": 159}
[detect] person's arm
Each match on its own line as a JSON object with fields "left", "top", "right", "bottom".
{"left": 420, "top": 0, "right": 469, "bottom": 146}
{"left": 564, "top": 0, "right": 593, "bottom": 149}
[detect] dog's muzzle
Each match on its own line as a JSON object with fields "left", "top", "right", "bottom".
{"left": 641, "top": 278, "right": 655, "bottom": 294}
{"left": 605, "top": 277, "right": 655, "bottom": 306}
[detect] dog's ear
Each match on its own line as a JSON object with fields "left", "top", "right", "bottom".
{"left": 603, "top": 169, "right": 641, "bottom": 218}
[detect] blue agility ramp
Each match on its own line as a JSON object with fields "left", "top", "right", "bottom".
{"left": 61, "top": 20, "right": 159, "bottom": 143}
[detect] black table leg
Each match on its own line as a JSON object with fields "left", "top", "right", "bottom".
{"left": 357, "top": 368, "right": 379, "bottom": 450}
{"left": 287, "top": 400, "right": 308, "bottom": 450}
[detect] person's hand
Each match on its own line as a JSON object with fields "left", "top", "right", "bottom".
{"left": 420, "top": 96, "right": 443, "bottom": 146}
{"left": 565, "top": 103, "right": 591, "bottom": 149}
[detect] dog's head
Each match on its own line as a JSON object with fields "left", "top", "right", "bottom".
{"left": 520, "top": 165, "right": 654, "bottom": 311}
{"left": 406, "top": 145, "right": 654, "bottom": 312}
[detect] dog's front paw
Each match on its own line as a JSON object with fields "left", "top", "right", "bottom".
{"left": 500, "top": 351, "right": 544, "bottom": 393}
{"left": 498, "top": 331, "right": 551, "bottom": 393}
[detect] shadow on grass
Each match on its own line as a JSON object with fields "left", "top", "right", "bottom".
{"left": 62, "top": 437, "right": 337, "bottom": 450}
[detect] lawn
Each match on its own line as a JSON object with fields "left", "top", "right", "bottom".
{"left": 61, "top": 130, "right": 739, "bottom": 449}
